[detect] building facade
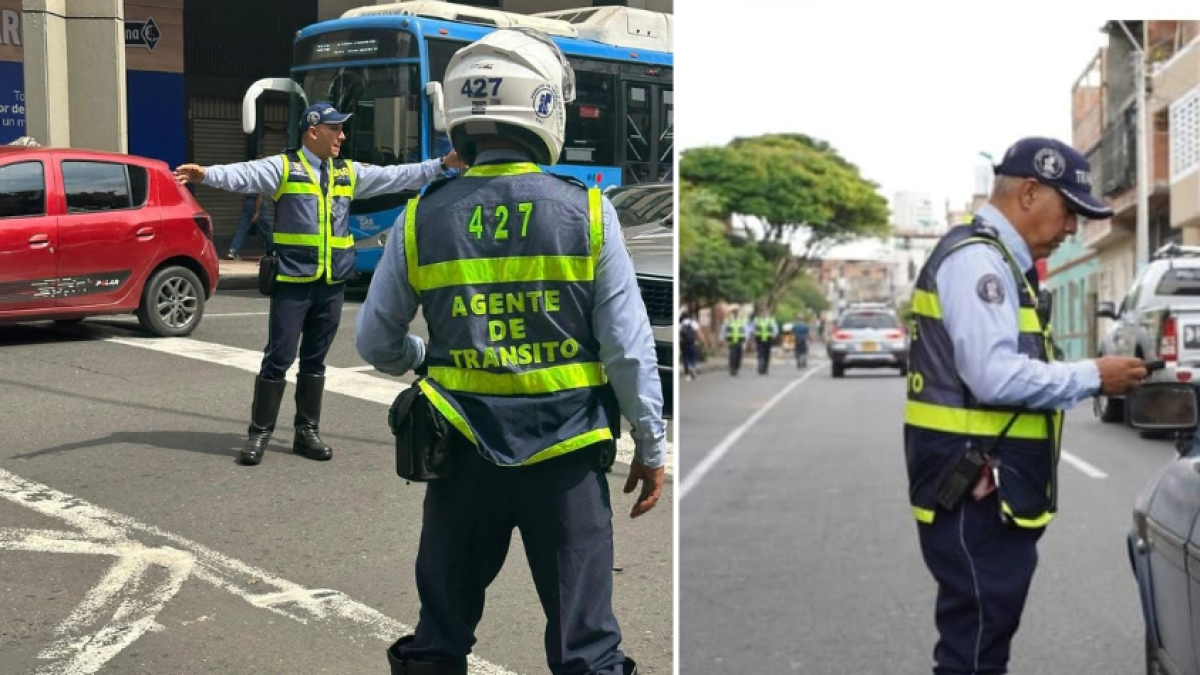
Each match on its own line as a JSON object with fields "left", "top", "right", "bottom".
{"left": 1047, "top": 20, "right": 1198, "bottom": 361}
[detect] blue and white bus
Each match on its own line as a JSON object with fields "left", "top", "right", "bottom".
{"left": 242, "top": 2, "right": 673, "bottom": 279}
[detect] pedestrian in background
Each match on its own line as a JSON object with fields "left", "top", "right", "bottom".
{"left": 792, "top": 313, "right": 810, "bottom": 368}
{"left": 174, "top": 102, "right": 463, "bottom": 466}
{"left": 227, "top": 153, "right": 273, "bottom": 260}
{"left": 680, "top": 311, "right": 701, "bottom": 380}
{"left": 903, "top": 136, "right": 1148, "bottom": 675}
{"left": 720, "top": 306, "right": 747, "bottom": 376}
{"left": 751, "top": 306, "right": 779, "bottom": 375}
{"left": 354, "top": 30, "right": 665, "bottom": 675}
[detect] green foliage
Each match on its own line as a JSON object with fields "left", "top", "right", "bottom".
{"left": 775, "top": 271, "right": 830, "bottom": 320}
{"left": 679, "top": 218, "right": 772, "bottom": 309}
{"left": 681, "top": 134, "right": 891, "bottom": 311}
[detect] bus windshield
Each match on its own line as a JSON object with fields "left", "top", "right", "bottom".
{"left": 291, "top": 64, "right": 422, "bottom": 214}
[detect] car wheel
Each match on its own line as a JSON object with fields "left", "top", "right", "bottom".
{"left": 898, "top": 365, "right": 908, "bottom": 377}
{"left": 1094, "top": 394, "right": 1125, "bottom": 423}
{"left": 136, "top": 265, "right": 205, "bottom": 337}
{"left": 832, "top": 363, "right": 844, "bottom": 378}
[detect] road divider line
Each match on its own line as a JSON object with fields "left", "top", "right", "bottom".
{"left": 1060, "top": 449, "right": 1108, "bottom": 479}
{"left": 679, "top": 366, "right": 822, "bottom": 500}
{"left": 103, "top": 336, "right": 672, "bottom": 476}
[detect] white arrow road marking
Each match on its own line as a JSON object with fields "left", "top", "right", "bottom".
{"left": 0, "top": 469, "right": 518, "bottom": 675}
{"left": 103, "top": 336, "right": 674, "bottom": 476}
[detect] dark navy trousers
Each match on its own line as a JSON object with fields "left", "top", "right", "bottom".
{"left": 400, "top": 446, "right": 625, "bottom": 675}
{"left": 260, "top": 281, "right": 344, "bottom": 381}
{"left": 917, "top": 493, "right": 1045, "bottom": 675}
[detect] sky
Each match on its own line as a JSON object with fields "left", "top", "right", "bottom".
{"left": 675, "top": 3, "right": 1186, "bottom": 233}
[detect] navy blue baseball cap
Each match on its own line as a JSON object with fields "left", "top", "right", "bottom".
{"left": 298, "top": 102, "right": 352, "bottom": 135}
{"left": 994, "top": 137, "right": 1113, "bottom": 220}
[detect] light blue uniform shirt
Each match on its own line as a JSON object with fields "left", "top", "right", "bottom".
{"left": 936, "top": 203, "right": 1100, "bottom": 409}
{"left": 201, "top": 145, "right": 443, "bottom": 199}
{"left": 355, "top": 150, "right": 667, "bottom": 469}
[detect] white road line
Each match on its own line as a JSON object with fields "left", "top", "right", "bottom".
{"left": 0, "top": 468, "right": 518, "bottom": 675}
{"left": 104, "top": 336, "right": 408, "bottom": 405}
{"left": 1061, "top": 449, "right": 1108, "bottom": 479}
{"left": 678, "top": 366, "right": 822, "bottom": 501}
{"left": 203, "top": 307, "right": 359, "bottom": 318}
{"left": 102, "top": 336, "right": 674, "bottom": 477}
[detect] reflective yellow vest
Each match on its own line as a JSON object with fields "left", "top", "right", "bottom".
{"left": 904, "top": 220, "right": 1063, "bottom": 529}
{"left": 403, "top": 162, "right": 616, "bottom": 466}
{"left": 271, "top": 150, "right": 357, "bottom": 283}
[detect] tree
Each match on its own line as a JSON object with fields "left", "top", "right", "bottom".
{"left": 774, "top": 270, "right": 830, "bottom": 321}
{"left": 681, "top": 134, "right": 890, "bottom": 311}
{"left": 679, "top": 180, "right": 772, "bottom": 309}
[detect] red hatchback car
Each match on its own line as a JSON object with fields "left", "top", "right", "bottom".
{"left": 0, "top": 147, "right": 219, "bottom": 336}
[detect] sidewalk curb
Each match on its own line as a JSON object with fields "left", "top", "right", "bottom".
{"left": 216, "top": 259, "right": 260, "bottom": 293}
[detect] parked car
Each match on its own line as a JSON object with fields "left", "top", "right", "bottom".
{"left": 826, "top": 307, "right": 908, "bottom": 377}
{"left": 0, "top": 146, "right": 219, "bottom": 336}
{"left": 1124, "top": 382, "right": 1200, "bottom": 675}
{"left": 1095, "top": 244, "right": 1200, "bottom": 423}
{"left": 608, "top": 181, "right": 673, "bottom": 416}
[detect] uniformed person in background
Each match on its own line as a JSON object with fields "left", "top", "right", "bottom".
{"left": 751, "top": 306, "right": 779, "bottom": 375}
{"left": 174, "top": 104, "right": 465, "bottom": 466}
{"left": 720, "top": 306, "right": 747, "bottom": 376}
{"left": 354, "top": 29, "right": 665, "bottom": 675}
{"left": 903, "top": 136, "right": 1148, "bottom": 675}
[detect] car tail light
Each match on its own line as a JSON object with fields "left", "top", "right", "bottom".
{"left": 832, "top": 330, "right": 851, "bottom": 341}
{"left": 1160, "top": 317, "right": 1177, "bottom": 362}
{"left": 1177, "top": 370, "right": 1193, "bottom": 382}
{"left": 884, "top": 330, "right": 904, "bottom": 340}
{"left": 192, "top": 212, "right": 213, "bottom": 241}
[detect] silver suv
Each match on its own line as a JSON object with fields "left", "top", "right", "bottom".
{"left": 826, "top": 308, "right": 908, "bottom": 378}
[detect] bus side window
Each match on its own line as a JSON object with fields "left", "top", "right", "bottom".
{"left": 563, "top": 69, "right": 615, "bottom": 166}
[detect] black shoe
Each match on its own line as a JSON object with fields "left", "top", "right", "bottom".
{"left": 239, "top": 376, "right": 286, "bottom": 465}
{"left": 293, "top": 374, "right": 333, "bottom": 460}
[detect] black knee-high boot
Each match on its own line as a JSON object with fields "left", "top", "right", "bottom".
{"left": 239, "top": 376, "right": 286, "bottom": 465}
{"left": 293, "top": 374, "right": 333, "bottom": 460}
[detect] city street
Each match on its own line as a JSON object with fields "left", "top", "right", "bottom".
{"left": 0, "top": 287, "right": 674, "bottom": 675}
{"left": 679, "top": 347, "right": 1165, "bottom": 675}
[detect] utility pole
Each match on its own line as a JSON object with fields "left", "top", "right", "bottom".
{"left": 1118, "top": 21, "right": 1150, "bottom": 272}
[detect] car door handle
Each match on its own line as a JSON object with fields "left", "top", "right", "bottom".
{"left": 135, "top": 227, "right": 156, "bottom": 240}
{"left": 28, "top": 234, "right": 50, "bottom": 248}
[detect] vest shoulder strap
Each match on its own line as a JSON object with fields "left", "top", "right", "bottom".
{"left": 548, "top": 172, "right": 589, "bottom": 191}
{"left": 421, "top": 175, "right": 457, "bottom": 199}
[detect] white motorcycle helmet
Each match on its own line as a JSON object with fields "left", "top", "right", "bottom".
{"left": 443, "top": 28, "right": 575, "bottom": 166}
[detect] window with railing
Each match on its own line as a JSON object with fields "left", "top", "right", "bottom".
{"left": 1170, "top": 89, "right": 1200, "bottom": 182}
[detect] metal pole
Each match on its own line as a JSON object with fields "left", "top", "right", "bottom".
{"left": 1117, "top": 21, "right": 1150, "bottom": 272}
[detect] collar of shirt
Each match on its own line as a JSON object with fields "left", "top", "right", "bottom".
{"left": 974, "top": 203, "right": 1033, "bottom": 274}
{"left": 474, "top": 148, "right": 535, "bottom": 165}
{"left": 299, "top": 145, "right": 327, "bottom": 172}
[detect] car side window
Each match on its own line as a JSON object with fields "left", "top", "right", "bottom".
{"left": 1119, "top": 275, "right": 1145, "bottom": 317}
{"left": 61, "top": 161, "right": 148, "bottom": 213}
{"left": 0, "top": 161, "right": 46, "bottom": 218}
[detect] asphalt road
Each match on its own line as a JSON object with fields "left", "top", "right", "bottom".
{"left": 679, "top": 347, "right": 1172, "bottom": 675}
{"left": 0, "top": 287, "right": 674, "bottom": 675}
